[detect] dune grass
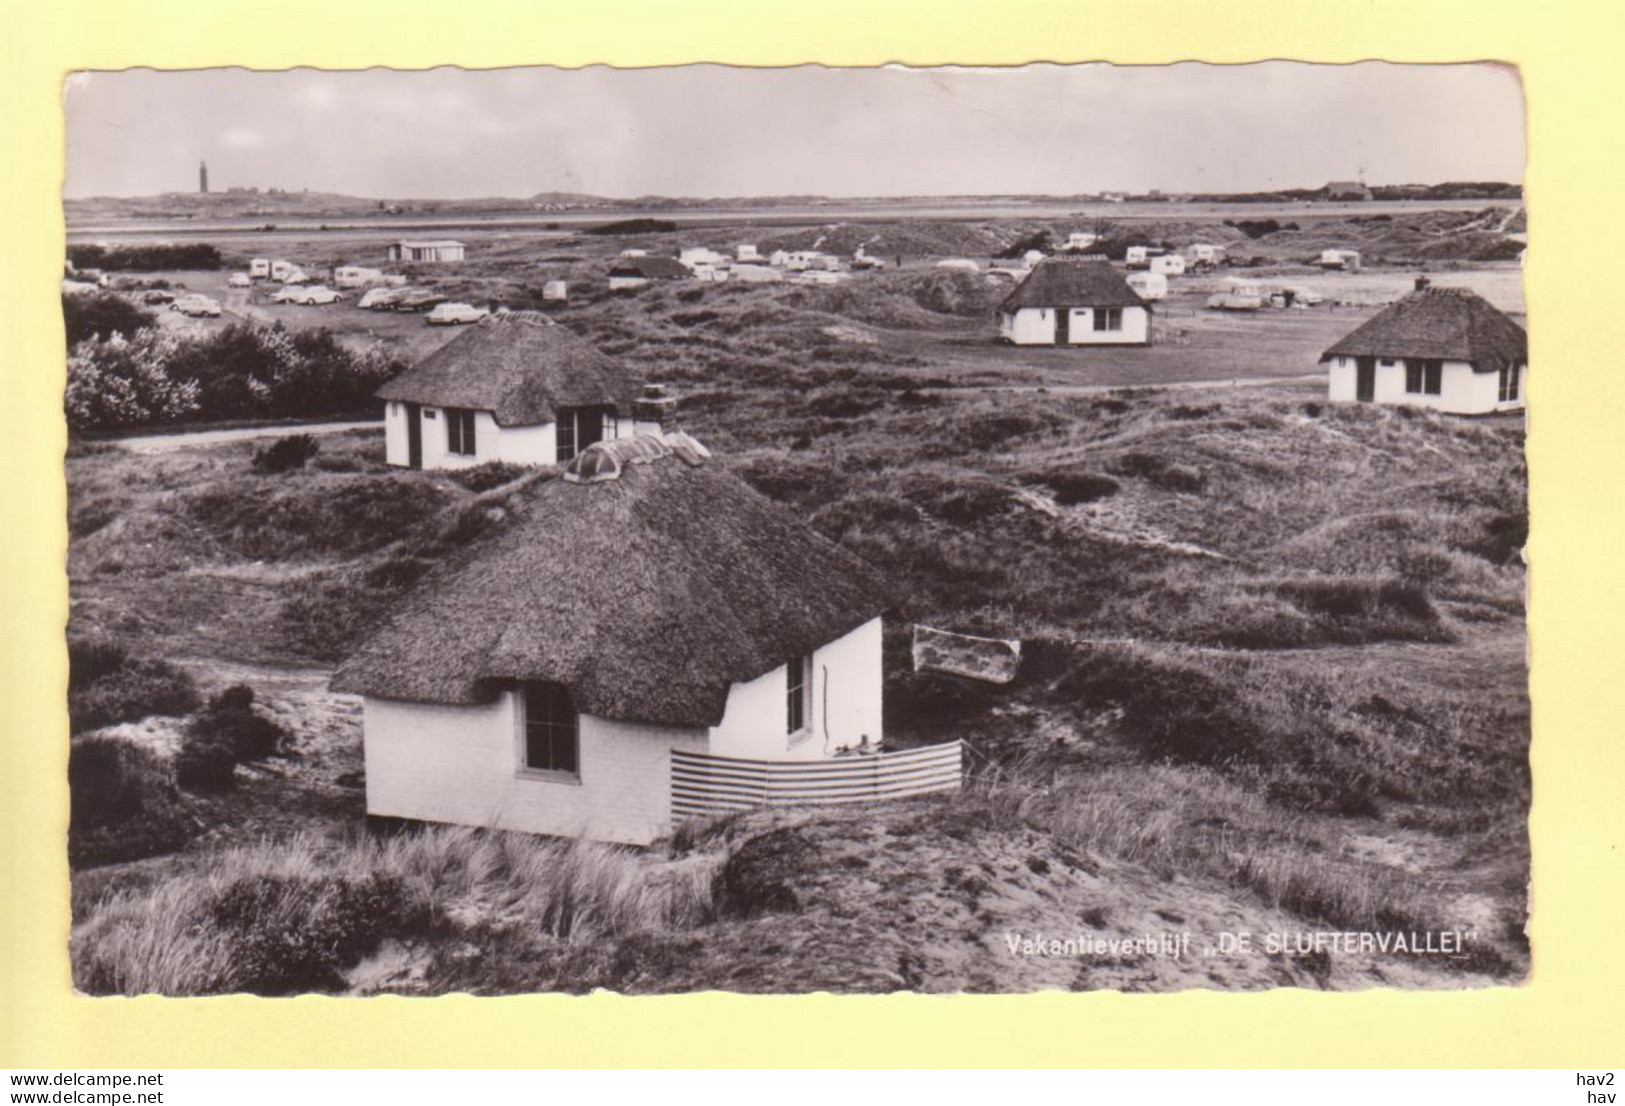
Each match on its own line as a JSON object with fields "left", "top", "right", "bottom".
{"left": 71, "top": 826, "right": 722, "bottom": 995}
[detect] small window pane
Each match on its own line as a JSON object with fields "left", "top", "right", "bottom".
{"left": 523, "top": 682, "right": 579, "bottom": 774}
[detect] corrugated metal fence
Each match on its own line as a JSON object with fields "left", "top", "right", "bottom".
{"left": 670, "top": 741, "right": 963, "bottom": 821}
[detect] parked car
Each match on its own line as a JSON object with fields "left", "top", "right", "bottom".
{"left": 170, "top": 295, "right": 222, "bottom": 318}
{"left": 394, "top": 289, "right": 447, "bottom": 313}
{"left": 358, "top": 287, "right": 407, "bottom": 310}
{"left": 141, "top": 290, "right": 176, "bottom": 305}
{"left": 424, "top": 302, "right": 490, "bottom": 326}
{"left": 227, "top": 273, "right": 252, "bottom": 288}
{"left": 272, "top": 285, "right": 345, "bottom": 306}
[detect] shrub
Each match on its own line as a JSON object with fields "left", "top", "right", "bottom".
{"left": 174, "top": 730, "right": 239, "bottom": 791}
{"left": 1111, "top": 452, "right": 1205, "bottom": 493}
{"left": 62, "top": 292, "right": 156, "bottom": 349}
{"left": 193, "top": 685, "right": 286, "bottom": 761}
{"left": 586, "top": 218, "right": 677, "bottom": 235}
{"left": 67, "top": 638, "right": 199, "bottom": 734}
{"left": 65, "top": 329, "right": 201, "bottom": 432}
{"left": 206, "top": 872, "right": 413, "bottom": 994}
{"left": 69, "top": 243, "right": 223, "bottom": 271}
{"left": 716, "top": 827, "right": 816, "bottom": 918}
{"left": 252, "top": 434, "right": 320, "bottom": 474}
{"left": 446, "top": 461, "right": 528, "bottom": 493}
{"left": 68, "top": 735, "right": 196, "bottom": 867}
{"left": 1054, "top": 647, "right": 1259, "bottom": 767}
{"left": 1029, "top": 468, "right": 1120, "bottom": 505}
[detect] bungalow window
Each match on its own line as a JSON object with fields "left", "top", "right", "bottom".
{"left": 522, "top": 681, "right": 579, "bottom": 776}
{"left": 556, "top": 406, "right": 616, "bottom": 463}
{"left": 445, "top": 408, "right": 477, "bottom": 456}
{"left": 1404, "top": 359, "right": 1443, "bottom": 396}
{"left": 786, "top": 654, "right": 811, "bottom": 740}
{"left": 1093, "top": 308, "right": 1123, "bottom": 332}
{"left": 1499, "top": 363, "right": 1522, "bottom": 402}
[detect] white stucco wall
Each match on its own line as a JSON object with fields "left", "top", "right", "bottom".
{"left": 1327, "top": 356, "right": 1526, "bottom": 414}
{"left": 363, "top": 691, "right": 707, "bottom": 846}
{"left": 706, "top": 617, "right": 885, "bottom": 761}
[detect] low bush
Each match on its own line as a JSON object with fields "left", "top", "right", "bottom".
{"left": 207, "top": 872, "right": 414, "bottom": 994}
{"left": 67, "top": 637, "right": 199, "bottom": 734}
{"left": 69, "top": 735, "right": 196, "bottom": 867}
{"left": 1111, "top": 451, "right": 1206, "bottom": 493}
{"left": 252, "top": 434, "right": 320, "bottom": 474}
{"left": 1053, "top": 646, "right": 1259, "bottom": 767}
{"left": 62, "top": 292, "right": 157, "bottom": 349}
{"left": 1025, "top": 467, "right": 1119, "bottom": 505}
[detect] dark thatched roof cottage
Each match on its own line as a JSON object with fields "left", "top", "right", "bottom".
{"left": 607, "top": 256, "right": 693, "bottom": 290}
{"left": 331, "top": 432, "right": 893, "bottom": 845}
{"left": 376, "top": 312, "right": 662, "bottom": 470}
{"left": 996, "top": 258, "right": 1152, "bottom": 347}
{"left": 1320, "top": 281, "right": 1527, "bottom": 413}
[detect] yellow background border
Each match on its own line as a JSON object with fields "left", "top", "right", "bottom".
{"left": 4, "top": 0, "right": 1622, "bottom": 1068}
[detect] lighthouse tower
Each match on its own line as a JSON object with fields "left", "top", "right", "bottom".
{"left": 199, "top": 161, "right": 209, "bottom": 194}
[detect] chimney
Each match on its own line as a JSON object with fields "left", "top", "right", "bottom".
{"left": 1414, "top": 274, "right": 1431, "bottom": 291}
{"left": 633, "top": 383, "right": 677, "bottom": 430}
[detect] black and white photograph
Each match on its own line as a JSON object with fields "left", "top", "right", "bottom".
{"left": 61, "top": 61, "right": 1530, "bottom": 996}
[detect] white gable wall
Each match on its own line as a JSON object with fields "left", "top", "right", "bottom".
{"left": 1326, "top": 356, "right": 1527, "bottom": 414}
{"left": 707, "top": 616, "right": 884, "bottom": 762}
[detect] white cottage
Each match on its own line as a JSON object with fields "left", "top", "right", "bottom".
{"left": 330, "top": 433, "right": 892, "bottom": 846}
{"left": 1321, "top": 282, "right": 1527, "bottom": 414}
{"left": 996, "top": 258, "right": 1152, "bottom": 347}
{"left": 376, "top": 312, "right": 663, "bottom": 470}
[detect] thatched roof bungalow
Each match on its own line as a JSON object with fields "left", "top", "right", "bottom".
{"left": 997, "top": 258, "right": 1151, "bottom": 347}
{"left": 1320, "top": 281, "right": 1527, "bottom": 413}
{"left": 332, "top": 432, "right": 893, "bottom": 845}
{"left": 376, "top": 312, "right": 659, "bottom": 470}
{"left": 607, "top": 256, "right": 692, "bottom": 290}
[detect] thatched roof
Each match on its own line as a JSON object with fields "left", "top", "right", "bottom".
{"left": 608, "top": 257, "right": 692, "bottom": 280}
{"left": 1320, "top": 287, "right": 1527, "bottom": 371}
{"left": 998, "top": 258, "right": 1146, "bottom": 313}
{"left": 376, "top": 313, "right": 641, "bottom": 427}
{"left": 331, "top": 435, "right": 893, "bottom": 729}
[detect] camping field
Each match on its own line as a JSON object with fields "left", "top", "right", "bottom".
{"left": 63, "top": 217, "right": 1530, "bottom": 994}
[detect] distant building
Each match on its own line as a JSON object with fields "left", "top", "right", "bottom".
{"left": 199, "top": 161, "right": 209, "bottom": 194}
{"left": 996, "top": 259, "right": 1152, "bottom": 347}
{"left": 1320, "top": 280, "right": 1527, "bottom": 413}
{"left": 387, "top": 240, "right": 467, "bottom": 263}
{"left": 376, "top": 312, "right": 658, "bottom": 470}
{"left": 1325, "top": 181, "right": 1373, "bottom": 201}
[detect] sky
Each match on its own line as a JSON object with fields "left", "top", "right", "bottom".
{"left": 62, "top": 62, "right": 1526, "bottom": 200}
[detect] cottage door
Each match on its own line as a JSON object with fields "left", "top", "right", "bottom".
{"left": 1355, "top": 357, "right": 1376, "bottom": 403}
{"left": 405, "top": 402, "right": 423, "bottom": 469}
{"left": 1054, "top": 309, "right": 1070, "bottom": 345}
